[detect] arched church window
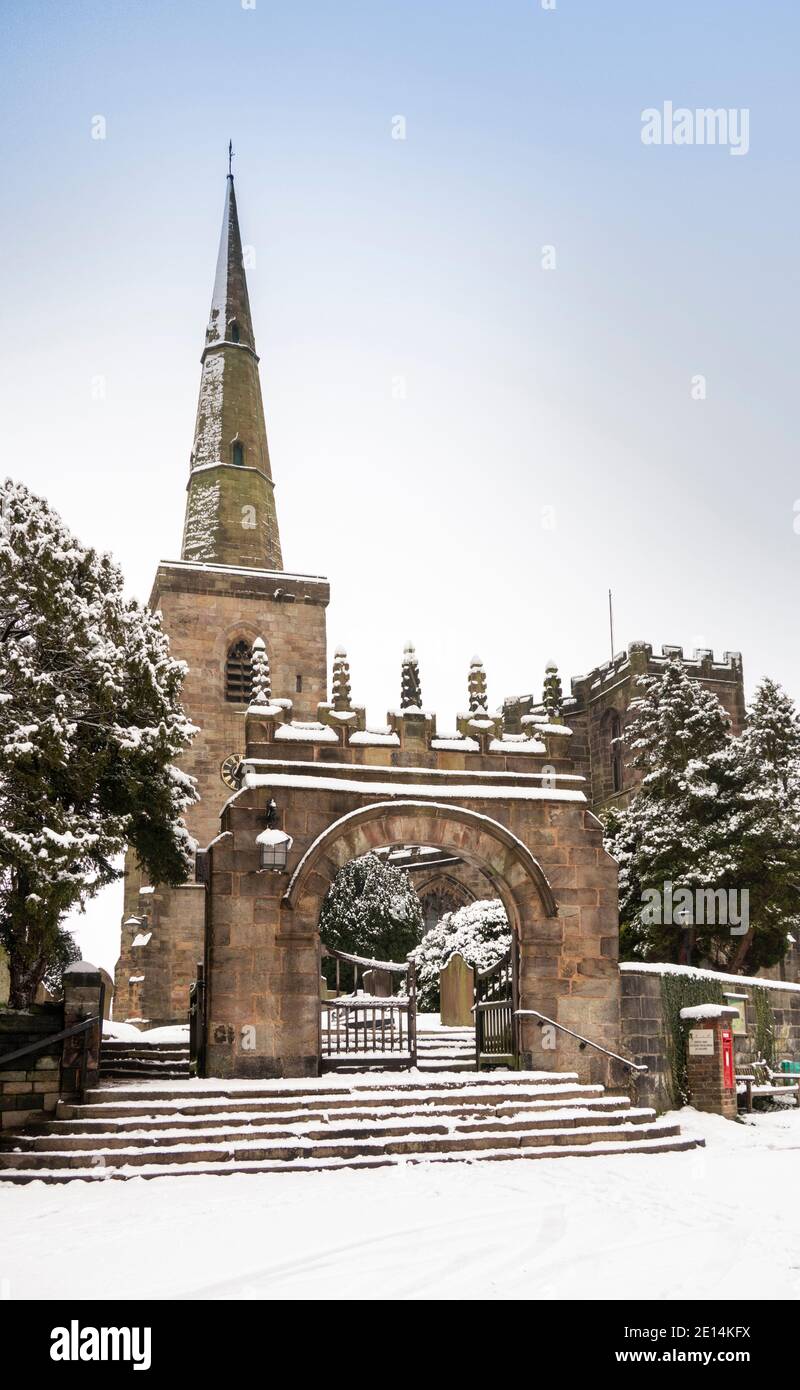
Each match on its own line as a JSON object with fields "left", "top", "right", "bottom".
{"left": 225, "top": 639, "right": 253, "bottom": 703}
{"left": 232, "top": 439, "right": 245, "bottom": 468}
{"left": 609, "top": 710, "right": 624, "bottom": 794}
{"left": 229, "top": 319, "right": 240, "bottom": 343}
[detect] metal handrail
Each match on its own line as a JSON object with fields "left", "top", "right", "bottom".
{"left": 515, "top": 1009, "right": 648, "bottom": 1074}
{"left": 0, "top": 1014, "right": 101, "bottom": 1070}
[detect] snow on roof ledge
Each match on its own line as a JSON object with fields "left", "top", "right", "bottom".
{"left": 240, "top": 771, "right": 586, "bottom": 804}
{"left": 680, "top": 1004, "right": 739, "bottom": 1021}
{"left": 620, "top": 961, "right": 800, "bottom": 994}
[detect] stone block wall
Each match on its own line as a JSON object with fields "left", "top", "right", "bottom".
{"left": 620, "top": 964, "right": 800, "bottom": 1110}
{"left": 0, "top": 1007, "right": 63, "bottom": 1129}
{"left": 114, "top": 559, "right": 329, "bottom": 1023}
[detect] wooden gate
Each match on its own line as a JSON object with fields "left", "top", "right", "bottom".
{"left": 474, "top": 938, "right": 519, "bottom": 1069}
{"left": 188, "top": 961, "right": 206, "bottom": 1078}
{"left": 320, "top": 945, "right": 417, "bottom": 1070}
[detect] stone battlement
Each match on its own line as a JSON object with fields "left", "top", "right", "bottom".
{"left": 570, "top": 641, "right": 743, "bottom": 706}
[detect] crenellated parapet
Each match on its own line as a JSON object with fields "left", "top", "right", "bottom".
{"left": 241, "top": 642, "right": 578, "bottom": 778}
{"left": 570, "top": 641, "right": 744, "bottom": 708}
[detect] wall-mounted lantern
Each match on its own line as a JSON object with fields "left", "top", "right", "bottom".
{"left": 256, "top": 826, "right": 293, "bottom": 873}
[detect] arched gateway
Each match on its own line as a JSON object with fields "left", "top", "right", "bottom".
{"left": 197, "top": 691, "right": 623, "bottom": 1084}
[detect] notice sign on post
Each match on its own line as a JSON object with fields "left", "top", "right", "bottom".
{"left": 689, "top": 1029, "right": 715, "bottom": 1056}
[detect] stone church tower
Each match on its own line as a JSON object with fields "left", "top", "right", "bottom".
{"left": 114, "top": 168, "right": 330, "bottom": 1024}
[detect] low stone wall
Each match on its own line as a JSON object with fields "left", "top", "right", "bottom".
{"left": 0, "top": 1006, "right": 63, "bottom": 1129}
{"left": 0, "top": 962, "right": 106, "bottom": 1132}
{"left": 621, "top": 963, "right": 800, "bottom": 1111}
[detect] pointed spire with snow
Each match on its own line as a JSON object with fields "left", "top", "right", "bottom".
{"left": 543, "top": 660, "right": 563, "bottom": 721}
{"left": 181, "top": 157, "right": 283, "bottom": 570}
{"left": 468, "top": 655, "right": 488, "bottom": 715}
{"left": 205, "top": 172, "right": 256, "bottom": 352}
{"left": 249, "top": 637, "right": 271, "bottom": 707}
{"left": 400, "top": 643, "right": 423, "bottom": 711}
{"left": 332, "top": 646, "right": 352, "bottom": 711}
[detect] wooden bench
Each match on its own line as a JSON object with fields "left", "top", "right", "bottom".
{"left": 737, "top": 1059, "right": 800, "bottom": 1112}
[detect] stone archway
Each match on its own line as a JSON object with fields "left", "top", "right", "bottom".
{"left": 284, "top": 800, "right": 557, "bottom": 942}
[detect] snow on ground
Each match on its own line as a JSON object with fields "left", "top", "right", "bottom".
{"left": 103, "top": 1021, "right": 189, "bottom": 1044}
{"left": 2, "top": 1108, "right": 799, "bottom": 1300}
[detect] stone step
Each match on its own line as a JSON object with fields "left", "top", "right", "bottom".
{"left": 97, "top": 1067, "right": 188, "bottom": 1078}
{"left": 58, "top": 1078, "right": 604, "bottom": 1121}
{"left": 40, "top": 1092, "right": 633, "bottom": 1136}
{"left": 78, "top": 1070, "right": 585, "bottom": 1101}
{"left": 0, "top": 1133, "right": 702, "bottom": 1183}
{"left": 0, "top": 1065, "right": 700, "bottom": 1182}
{"left": 8, "top": 1105, "right": 658, "bottom": 1151}
{"left": 0, "top": 1119, "right": 684, "bottom": 1172}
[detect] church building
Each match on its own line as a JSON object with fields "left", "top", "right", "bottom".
{"left": 113, "top": 167, "right": 746, "bottom": 1042}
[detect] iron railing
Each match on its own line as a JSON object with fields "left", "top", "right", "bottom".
{"left": 515, "top": 1008, "right": 648, "bottom": 1074}
{"left": 0, "top": 1011, "right": 104, "bottom": 1102}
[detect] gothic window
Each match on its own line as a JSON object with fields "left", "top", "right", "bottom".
{"left": 225, "top": 639, "right": 253, "bottom": 703}
{"left": 229, "top": 319, "right": 240, "bottom": 343}
{"left": 232, "top": 439, "right": 245, "bottom": 467}
{"left": 609, "top": 711, "right": 624, "bottom": 794}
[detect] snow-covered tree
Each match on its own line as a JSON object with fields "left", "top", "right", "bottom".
{"left": 318, "top": 853, "right": 424, "bottom": 977}
{"left": 542, "top": 660, "right": 563, "bottom": 720}
{"left": 412, "top": 898, "right": 511, "bottom": 1011}
{"left": 603, "top": 658, "right": 800, "bottom": 973}
{"left": 249, "top": 636, "right": 271, "bottom": 706}
{"left": 468, "top": 656, "right": 488, "bottom": 715}
{"left": 400, "top": 642, "right": 423, "bottom": 711}
{"left": 331, "top": 646, "right": 352, "bottom": 711}
{"left": 741, "top": 678, "right": 800, "bottom": 801}
{"left": 0, "top": 479, "right": 198, "bottom": 1006}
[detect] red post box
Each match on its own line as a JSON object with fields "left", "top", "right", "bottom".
{"left": 722, "top": 1027, "right": 735, "bottom": 1090}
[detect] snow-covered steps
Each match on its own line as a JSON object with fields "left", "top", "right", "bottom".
{"left": 99, "top": 1041, "right": 190, "bottom": 1081}
{"left": 413, "top": 1027, "right": 476, "bottom": 1072}
{"left": 0, "top": 1071, "right": 702, "bottom": 1182}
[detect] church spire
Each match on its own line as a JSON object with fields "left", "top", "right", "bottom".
{"left": 181, "top": 157, "right": 283, "bottom": 570}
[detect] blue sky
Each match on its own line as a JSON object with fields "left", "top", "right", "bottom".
{"left": 1, "top": 0, "right": 798, "bottom": 965}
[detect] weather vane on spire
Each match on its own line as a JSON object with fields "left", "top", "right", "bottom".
{"left": 228, "top": 140, "right": 234, "bottom": 177}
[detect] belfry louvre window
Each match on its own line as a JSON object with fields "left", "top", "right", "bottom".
{"left": 225, "top": 640, "right": 253, "bottom": 703}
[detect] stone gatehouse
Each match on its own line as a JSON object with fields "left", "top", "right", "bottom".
{"left": 201, "top": 694, "right": 620, "bottom": 1079}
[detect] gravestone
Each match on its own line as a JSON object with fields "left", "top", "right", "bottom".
{"left": 440, "top": 952, "right": 474, "bottom": 1027}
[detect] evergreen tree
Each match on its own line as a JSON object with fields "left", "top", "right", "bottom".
{"left": 604, "top": 659, "right": 800, "bottom": 973}
{"left": 543, "top": 661, "right": 563, "bottom": 720}
{"left": 741, "top": 678, "right": 800, "bottom": 799}
{"left": 468, "top": 656, "right": 488, "bottom": 715}
{"left": 0, "top": 479, "right": 198, "bottom": 1006}
{"left": 412, "top": 899, "right": 510, "bottom": 1011}
{"left": 249, "top": 636, "right": 271, "bottom": 706}
{"left": 318, "top": 852, "right": 424, "bottom": 975}
{"left": 400, "top": 642, "right": 423, "bottom": 710}
{"left": 331, "top": 646, "right": 352, "bottom": 711}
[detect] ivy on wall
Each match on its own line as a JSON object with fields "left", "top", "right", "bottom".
{"left": 660, "top": 973, "right": 725, "bottom": 1106}
{"left": 752, "top": 986, "right": 776, "bottom": 1065}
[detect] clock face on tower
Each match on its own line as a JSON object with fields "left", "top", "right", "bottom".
{"left": 220, "top": 755, "right": 240, "bottom": 790}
